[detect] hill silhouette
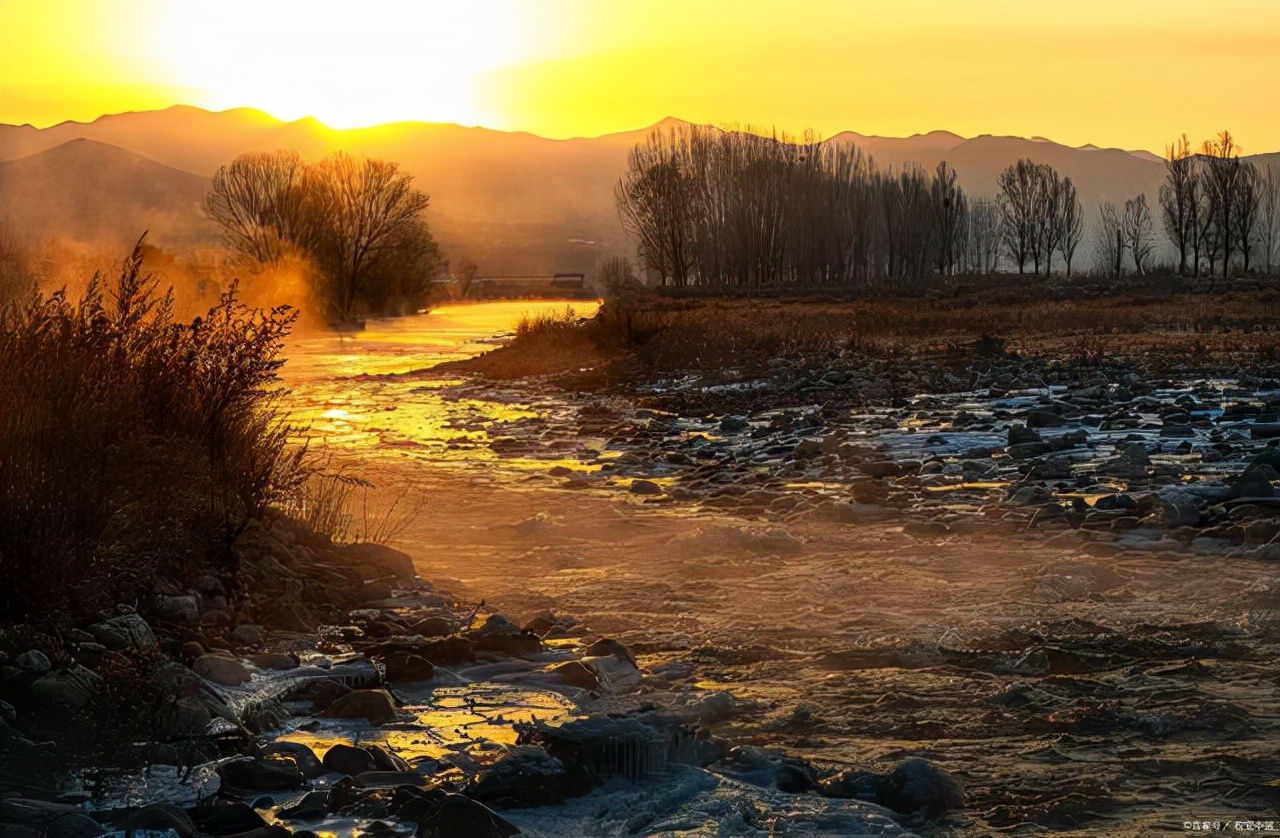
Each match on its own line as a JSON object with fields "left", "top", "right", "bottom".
{"left": 2, "top": 107, "right": 1274, "bottom": 274}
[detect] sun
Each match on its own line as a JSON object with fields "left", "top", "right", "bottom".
{"left": 154, "top": 0, "right": 535, "bottom": 128}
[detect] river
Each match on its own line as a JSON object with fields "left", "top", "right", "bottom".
{"left": 278, "top": 300, "right": 1280, "bottom": 836}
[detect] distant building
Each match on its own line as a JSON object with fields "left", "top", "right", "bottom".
{"left": 469, "top": 273, "right": 589, "bottom": 299}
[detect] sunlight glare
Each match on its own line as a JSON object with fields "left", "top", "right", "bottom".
{"left": 155, "top": 0, "right": 533, "bottom": 128}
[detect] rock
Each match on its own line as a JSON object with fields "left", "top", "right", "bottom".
{"left": 231, "top": 625, "right": 265, "bottom": 647}
{"left": 1156, "top": 488, "right": 1201, "bottom": 528}
{"left": 1251, "top": 423, "right": 1280, "bottom": 440}
{"left": 88, "top": 613, "right": 156, "bottom": 651}
{"left": 72, "top": 642, "right": 106, "bottom": 668}
{"left": 629, "top": 479, "right": 664, "bottom": 495}
{"left": 792, "top": 439, "right": 823, "bottom": 460}
{"left": 1094, "top": 493, "right": 1137, "bottom": 511}
{"left": 216, "top": 757, "right": 305, "bottom": 791}
{"left": 381, "top": 652, "right": 436, "bottom": 682}
{"left": 365, "top": 743, "right": 410, "bottom": 772}
{"left": 884, "top": 758, "right": 967, "bottom": 820}
{"left": 259, "top": 742, "right": 325, "bottom": 779}
{"left": 410, "top": 791, "right": 520, "bottom": 838}
{"left": 775, "top": 761, "right": 818, "bottom": 793}
{"left": 582, "top": 638, "right": 638, "bottom": 668}
{"left": 248, "top": 653, "right": 298, "bottom": 671}
{"left": 324, "top": 689, "right": 397, "bottom": 724}
{"left": 28, "top": 665, "right": 101, "bottom": 710}
{"left": 465, "top": 746, "right": 583, "bottom": 809}
{"left": 1026, "top": 410, "right": 1065, "bottom": 428}
{"left": 548, "top": 660, "right": 598, "bottom": 690}
{"left": 409, "top": 616, "right": 457, "bottom": 637}
{"left": 277, "top": 790, "right": 330, "bottom": 819}
{"left": 859, "top": 460, "right": 907, "bottom": 478}
{"left": 190, "top": 798, "right": 270, "bottom": 834}
{"left": 116, "top": 804, "right": 198, "bottom": 838}
{"left": 719, "top": 416, "right": 750, "bottom": 433}
{"left": 284, "top": 677, "right": 351, "bottom": 712}
{"left": 193, "top": 654, "right": 252, "bottom": 686}
{"left": 583, "top": 654, "right": 642, "bottom": 694}
{"left": 1008, "top": 442, "right": 1052, "bottom": 460}
{"left": 15, "top": 650, "right": 50, "bottom": 675}
{"left": 155, "top": 595, "right": 201, "bottom": 627}
{"left": 333, "top": 542, "right": 418, "bottom": 581}
{"left": 1008, "top": 425, "right": 1042, "bottom": 445}
{"left": 0, "top": 799, "right": 108, "bottom": 837}
{"left": 322, "top": 743, "right": 377, "bottom": 776}
{"left": 1229, "top": 465, "right": 1277, "bottom": 500}
{"left": 355, "top": 770, "right": 425, "bottom": 787}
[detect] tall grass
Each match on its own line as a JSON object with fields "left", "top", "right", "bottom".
{"left": 0, "top": 239, "right": 305, "bottom": 624}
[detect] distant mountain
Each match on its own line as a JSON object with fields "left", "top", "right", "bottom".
{"left": 1, "top": 107, "right": 1275, "bottom": 274}
{"left": 0, "top": 138, "right": 215, "bottom": 249}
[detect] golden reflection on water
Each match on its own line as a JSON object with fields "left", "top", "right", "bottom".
{"left": 278, "top": 300, "right": 599, "bottom": 472}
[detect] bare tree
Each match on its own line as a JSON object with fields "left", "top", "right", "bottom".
{"left": 205, "top": 150, "right": 438, "bottom": 322}
{"left": 1122, "top": 195, "right": 1155, "bottom": 275}
{"left": 930, "top": 161, "right": 966, "bottom": 276}
{"left": 304, "top": 153, "right": 432, "bottom": 321}
{"left": 966, "top": 198, "right": 1002, "bottom": 274}
{"left": 1201, "top": 130, "right": 1244, "bottom": 278}
{"left": 1257, "top": 164, "right": 1280, "bottom": 275}
{"left": 1095, "top": 202, "right": 1124, "bottom": 278}
{"left": 205, "top": 150, "right": 309, "bottom": 263}
{"left": 1232, "top": 162, "right": 1262, "bottom": 274}
{"left": 1159, "top": 135, "right": 1197, "bottom": 275}
{"left": 1056, "top": 178, "right": 1084, "bottom": 277}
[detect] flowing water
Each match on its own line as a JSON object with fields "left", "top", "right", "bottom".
{"left": 279, "top": 301, "right": 1280, "bottom": 836}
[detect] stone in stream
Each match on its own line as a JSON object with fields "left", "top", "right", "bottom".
{"left": 193, "top": 654, "right": 252, "bottom": 686}
{"left": 155, "top": 594, "right": 201, "bottom": 627}
{"left": 1008, "top": 425, "right": 1042, "bottom": 445}
{"left": 403, "top": 789, "right": 520, "bottom": 838}
{"left": 381, "top": 652, "right": 436, "bottom": 681}
{"left": 322, "top": 743, "right": 377, "bottom": 776}
{"left": 323, "top": 688, "right": 398, "bottom": 724}
{"left": 259, "top": 741, "right": 326, "bottom": 779}
{"left": 409, "top": 616, "right": 458, "bottom": 637}
{"left": 548, "top": 660, "right": 599, "bottom": 690}
{"left": 629, "top": 478, "right": 665, "bottom": 495}
{"left": 216, "top": 757, "right": 305, "bottom": 791}
{"left": 1229, "top": 464, "right": 1278, "bottom": 499}
{"left": 1251, "top": 423, "right": 1280, "bottom": 440}
{"left": 819, "top": 757, "right": 965, "bottom": 820}
{"left": 0, "top": 799, "right": 108, "bottom": 837}
{"left": 333, "top": 541, "right": 418, "bottom": 582}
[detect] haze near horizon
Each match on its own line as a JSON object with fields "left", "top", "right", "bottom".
{"left": 2, "top": 0, "right": 1278, "bottom": 154}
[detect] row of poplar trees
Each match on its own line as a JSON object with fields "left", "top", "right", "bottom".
{"left": 617, "top": 125, "right": 1278, "bottom": 288}
{"left": 615, "top": 124, "right": 1006, "bottom": 290}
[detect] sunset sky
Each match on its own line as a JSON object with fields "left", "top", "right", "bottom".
{"left": 2, "top": 0, "right": 1277, "bottom": 153}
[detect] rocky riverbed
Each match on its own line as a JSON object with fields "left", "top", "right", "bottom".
{"left": 4, "top": 303, "right": 1277, "bottom": 836}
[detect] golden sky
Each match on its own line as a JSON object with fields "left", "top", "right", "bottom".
{"left": 2, "top": 0, "right": 1277, "bottom": 153}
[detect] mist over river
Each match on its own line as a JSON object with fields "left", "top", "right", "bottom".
{"left": 277, "top": 301, "right": 1279, "bottom": 836}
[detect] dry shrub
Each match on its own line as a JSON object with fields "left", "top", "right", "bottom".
{"left": 0, "top": 238, "right": 305, "bottom": 624}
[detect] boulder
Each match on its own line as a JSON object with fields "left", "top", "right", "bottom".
{"left": 629, "top": 479, "right": 664, "bottom": 495}
{"left": 1008, "top": 425, "right": 1042, "bottom": 445}
{"left": 334, "top": 542, "right": 418, "bottom": 581}
{"left": 259, "top": 742, "right": 326, "bottom": 779}
{"left": 548, "top": 661, "right": 598, "bottom": 690}
{"left": 88, "top": 613, "right": 156, "bottom": 651}
{"left": 1156, "top": 488, "right": 1202, "bottom": 528}
{"left": 155, "top": 595, "right": 200, "bottom": 627}
{"left": 410, "top": 791, "right": 520, "bottom": 838}
{"left": 215, "top": 757, "right": 305, "bottom": 791}
{"left": 1229, "top": 465, "right": 1277, "bottom": 500}
{"left": 381, "top": 652, "right": 435, "bottom": 682}
{"left": 15, "top": 650, "right": 50, "bottom": 676}
{"left": 247, "top": 653, "right": 298, "bottom": 671}
{"left": 231, "top": 625, "right": 265, "bottom": 647}
{"left": 883, "top": 758, "right": 967, "bottom": 820}
{"left": 409, "top": 616, "right": 457, "bottom": 637}
{"left": 323, "top": 689, "right": 397, "bottom": 724}
{"left": 28, "top": 665, "right": 101, "bottom": 710}
{"left": 321, "top": 743, "right": 377, "bottom": 776}
{"left": 193, "top": 654, "right": 252, "bottom": 686}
